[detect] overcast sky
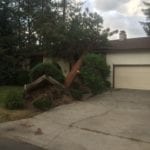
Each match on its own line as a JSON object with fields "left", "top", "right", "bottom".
{"left": 83, "top": 0, "right": 149, "bottom": 39}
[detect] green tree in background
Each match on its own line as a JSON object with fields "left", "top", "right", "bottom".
{"left": 141, "top": 1, "right": 150, "bottom": 36}
{"left": 0, "top": 0, "right": 112, "bottom": 61}
{"left": 0, "top": 0, "right": 115, "bottom": 85}
{"left": 38, "top": 1, "right": 112, "bottom": 63}
{"left": 0, "top": 0, "right": 18, "bottom": 85}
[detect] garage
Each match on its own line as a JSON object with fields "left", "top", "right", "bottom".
{"left": 104, "top": 36, "right": 150, "bottom": 90}
{"left": 114, "top": 65, "right": 150, "bottom": 90}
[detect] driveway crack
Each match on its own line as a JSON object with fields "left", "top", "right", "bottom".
{"left": 73, "top": 126, "right": 150, "bottom": 144}
{"left": 69, "top": 108, "right": 114, "bottom": 128}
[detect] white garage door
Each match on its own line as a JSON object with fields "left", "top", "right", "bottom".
{"left": 114, "top": 65, "right": 150, "bottom": 90}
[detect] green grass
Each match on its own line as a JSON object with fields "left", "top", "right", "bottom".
{"left": 0, "top": 86, "right": 23, "bottom": 107}
{"left": 0, "top": 86, "right": 39, "bottom": 123}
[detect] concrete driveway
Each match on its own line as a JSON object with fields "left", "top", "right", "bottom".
{"left": 0, "top": 89, "right": 150, "bottom": 150}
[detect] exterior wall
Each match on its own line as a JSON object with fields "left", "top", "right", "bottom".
{"left": 106, "top": 52, "right": 150, "bottom": 85}
{"left": 43, "top": 56, "right": 52, "bottom": 64}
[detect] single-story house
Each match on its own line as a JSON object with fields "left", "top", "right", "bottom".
{"left": 99, "top": 31, "right": 150, "bottom": 90}
{"left": 23, "top": 31, "right": 150, "bottom": 90}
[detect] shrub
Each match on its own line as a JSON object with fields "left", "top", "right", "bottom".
{"left": 5, "top": 90, "right": 24, "bottom": 110}
{"left": 33, "top": 97, "right": 52, "bottom": 110}
{"left": 70, "top": 88, "right": 83, "bottom": 100}
{"left": 16, "top": 70, "right": 30, "bottom": 85}
{"left": 81, "top": 53, "right": 110, "bottom": 80}
{"left": 80, "top": 53, "right": 110, "bottom": 94}
{"left": 52, "top": 62, "right": 62, "bottom": 71}
{"left": 30, "top": 63, "right": 65, "bottom": 83}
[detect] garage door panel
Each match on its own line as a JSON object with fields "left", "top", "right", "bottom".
{"left": 114, "top": 66, "right": 150, "bottom": 90}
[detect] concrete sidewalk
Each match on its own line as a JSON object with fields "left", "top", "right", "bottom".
{"left": 0, "top": 90, "right": 150, "bottom": 150}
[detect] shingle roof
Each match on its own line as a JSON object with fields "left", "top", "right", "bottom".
{"left": 98, "top": 37, "right": 150, "bottom": 53}
{"left": 110, "top": 37, "right": 150, "bottom": 49}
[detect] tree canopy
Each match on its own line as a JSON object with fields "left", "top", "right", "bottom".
{"left": 141, "top": 1, "right": 150, "bottom": 36}
{"left": 0, "top": 0, "right": 113, "bottom": 61}
{"left": 0, "top": 0, "right": 117, "bottom": 85}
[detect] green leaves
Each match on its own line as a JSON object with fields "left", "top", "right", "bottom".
{"left": 30, "top": 63, "right": 65, "bottom": 83}
{"left": 141, "top": 2, "right": 150, "bottom": 36}
{"left": 0, "top": 0, "right": 112, "bottom": 86}
{"left": 5, "top": 90, "right": 24, "bottom": 110}
{"left": 80, "top": 53, "right": 110, "bottom": 94}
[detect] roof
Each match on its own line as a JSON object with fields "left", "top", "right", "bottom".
{"left": 97, "top": 37, "right": 150, "bottom": 53}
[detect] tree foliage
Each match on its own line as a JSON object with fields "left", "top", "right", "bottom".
{"left": 30, "top": 63, "right": 65, "bottom": 83}
{"left": 0, "top": 0, "right": 17, "bottom": 85}
{"left": 141, "top": 1, "right": 150, "bottom": 36}
{"left": 0, "top": 0, "right": 112, "bottom": 58}
{"left": 38, "top": 1, "right": 111, "bottom": 62}
{"left": 0, "top": 0, "right": 113, "bottom": 85}
{"left": 80, "top": 53, "right": 110, "bottom": 94}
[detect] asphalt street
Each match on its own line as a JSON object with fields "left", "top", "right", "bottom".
{"left": 0, "top": 137, "right": 44, "bottom": 150}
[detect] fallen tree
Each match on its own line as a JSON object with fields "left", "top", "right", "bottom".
{"left": 24, "top": 75, "right": 65, "bottom": 93}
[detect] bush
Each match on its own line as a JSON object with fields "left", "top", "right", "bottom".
{"left": 16, "top": 70, "right": 30, "bottom": 85}
{"left": 30, "top": 63, "right": 65, "bottom": 83}
{"left": 70, "top": 88, "right": 83, "bottom": 100}
{"left": 80, "top": 53, "right": 110, "bottom": 94}
{"left": 5, "top": 90, "right": 24, "bottom": 110}
{"left": 33, "top": 97, "right": 52, "bottom": 110}
{"left": 52, "top": 62, "right": 62, "bottom": 71}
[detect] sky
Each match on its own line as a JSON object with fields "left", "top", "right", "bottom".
{"left": 83, "top": 0, "right": 149, "bottom": 39}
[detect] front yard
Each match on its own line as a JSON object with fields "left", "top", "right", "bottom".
{"left": 0, "top": 86, "right": 38, "bottom": 123}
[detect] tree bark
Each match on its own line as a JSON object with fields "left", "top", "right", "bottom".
{"left": 24, "top": 75, "right": 65, "bottom": 92}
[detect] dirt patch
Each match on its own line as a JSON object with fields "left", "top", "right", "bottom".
{"left": 0, "top": 108, "right": 39, "bottom": 123}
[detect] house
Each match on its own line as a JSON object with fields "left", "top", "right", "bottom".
{"left": 36, "top": 32, "right": 150, "bottom": 90}
{"left": 59, "top": 32, "right": 150, "bottom": 90}
{"left": 24, "top": 31, "right": 150, "bottom": 90}
{"left": 99, "top": 31, "right": 150, "bottom": 90}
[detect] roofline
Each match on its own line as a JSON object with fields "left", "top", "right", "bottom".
{"left": 95, "top": 36, "right": 150, "bottom": 53}
{"left": 94, "top": 48, "right": 150, "bottom": 53}
{"left": 109, "top": 36, "right": 150, "bottom": 42}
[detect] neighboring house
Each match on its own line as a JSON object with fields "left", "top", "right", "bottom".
{"left": 98, "top": 31, "right": 150, "bottom": 90}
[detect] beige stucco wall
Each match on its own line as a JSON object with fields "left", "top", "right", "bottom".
{"left": 43, "top": 56, "right": 52, "bottom": 64}
{"left": 106, "top": 52, "right": 150, "bottom": 85}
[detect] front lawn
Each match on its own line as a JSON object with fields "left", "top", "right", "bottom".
{"left": 0, "top": 86, "right": 38, "bottom": 123}
{"left": 0, "top": 86, "right": 23, "bottom": 107}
